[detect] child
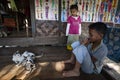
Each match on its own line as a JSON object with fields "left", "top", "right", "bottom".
{"left": 63, "top": 22, "right": 108, "bottom": 77}
{"left": 66, "top": 4, "right": 82, "bottom": 50}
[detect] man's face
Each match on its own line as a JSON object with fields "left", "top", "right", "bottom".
{"left": 89, "top": 29, "right": 103, "bottom": 43}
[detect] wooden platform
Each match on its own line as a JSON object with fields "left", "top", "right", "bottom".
{"left": 0, "top": 46, "right": 108, "bottom": 80}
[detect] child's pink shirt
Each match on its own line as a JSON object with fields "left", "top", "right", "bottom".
{"left": 67, "top": 16, "right": 81, "bottom": 34}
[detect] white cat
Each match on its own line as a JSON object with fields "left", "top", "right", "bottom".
{"left": 12, "top": 50, "right": 45, "bottom": 72}
{"left": 25, "top": 56, "right": 36, "bottom": 71}
{"left": 22, "top": 51, "right": 35, "bottom": 59}
{"left": 12, "top": 51, "right": 25, "bottom": 66}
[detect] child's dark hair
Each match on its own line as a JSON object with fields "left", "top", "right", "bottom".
{"left": 70, "top": 4, "right": 78, "bottom": 11}
{"left": 88, "top": 22, "right": 107, "bottom": 36}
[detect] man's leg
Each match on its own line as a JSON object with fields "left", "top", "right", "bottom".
{"left": 65, "top": 41, "right": 80, "bottom": 64}
{"left": 64, "top": 54, "right": 75, "bottom": 64}
{"left": 63, "top": 60, "right": 80, "bottom": 77}
{"left": 62, "top": 45, "right": 93, "bottom": 77}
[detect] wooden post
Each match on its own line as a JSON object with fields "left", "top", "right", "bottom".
{"left": 16, "top": 12, "right": 19, "bottom": 32}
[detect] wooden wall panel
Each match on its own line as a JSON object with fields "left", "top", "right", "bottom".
{"left": 36, "top": 20, "right": 60, "bottom": 37}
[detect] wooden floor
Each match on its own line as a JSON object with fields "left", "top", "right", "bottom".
{"left": 0, "top": 46, "right": 108, "bottom": 80}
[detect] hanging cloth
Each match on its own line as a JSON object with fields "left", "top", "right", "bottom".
{"left": 9, "top": 0, "right": 18, "bottom": 11}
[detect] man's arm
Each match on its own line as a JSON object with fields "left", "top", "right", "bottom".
{"left": 91, "top": 55, "right": 98, "bottom": 69}
{"left": 91, "top": 56, "right": 97, "bottom": 63}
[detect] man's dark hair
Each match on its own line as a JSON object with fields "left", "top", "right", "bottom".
{"left": 70, "top": 4, "right": 78, "bottom": 11}
{"left": 88, "top": 22, "right": 107, "bottom": 36}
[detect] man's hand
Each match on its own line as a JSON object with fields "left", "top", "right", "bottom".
{"left": 81, "top": 38, "right": 90, "bottom": 45}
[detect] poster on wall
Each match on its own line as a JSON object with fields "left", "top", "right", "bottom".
{"left": 35, "top": 0, "right": 59, "bottom": 20}
{"left": 61, "top": 0, "right": 78, "bottom": 22}
{"left": 115, "top": 0, "right": 120, "bottom": 24}
{"left": 61, "top": 0, "right": 118, "bottom": 23}
{"left": 99, "top": 0, "right": 118, "bottom": 22}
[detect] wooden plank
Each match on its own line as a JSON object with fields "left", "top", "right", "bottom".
{"left": 15, "top": 66, "right": 25, "bottom": 76}
{"left": 15, "top": 67, "right": 36, "bottom": 80}
{"left": 15, "top": 69, "right": 37, "bottom": 80}
{"left": 0, "top": 64, "right": 14, "bottom": 78}
{"left": 27, "top": 65, "right": 42, "bottom": 80}
{"left": 15, "top": 70, "right": 30, "bottom": 80}
{"left": 0, "top": 65, "right": 22, "bottom": 80}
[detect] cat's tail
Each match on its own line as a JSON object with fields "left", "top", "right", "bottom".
{"left": 35, "top": 51, "right": 44, "bottom": 58}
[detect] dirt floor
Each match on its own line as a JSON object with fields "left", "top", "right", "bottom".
{"left": 0, "top": 46, "right": 108, "bottom": 80}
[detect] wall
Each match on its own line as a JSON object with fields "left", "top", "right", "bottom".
{"left": 104, "top": 27, "right": 120, "bottom": 62}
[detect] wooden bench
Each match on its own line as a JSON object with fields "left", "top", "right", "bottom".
{"left": 103, "top": 57, "right": 120, "bottom": 80}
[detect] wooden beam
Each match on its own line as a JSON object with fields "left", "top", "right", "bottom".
{"left": 30, "top": 0, "right": 36, "bottom": 37}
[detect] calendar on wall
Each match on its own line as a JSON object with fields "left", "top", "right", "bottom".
{"left": 61, "top": 0, "right": 118, "bottom": 22}
{"left": 35, "top": 0, "right": 59, "bottom": 20}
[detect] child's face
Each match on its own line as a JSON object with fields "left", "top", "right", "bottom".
{"left": 71, "top": 9, "right": 78, "bottom": 16}
{"left": 89, "top": 29, "right": 103, "bottom": 43}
